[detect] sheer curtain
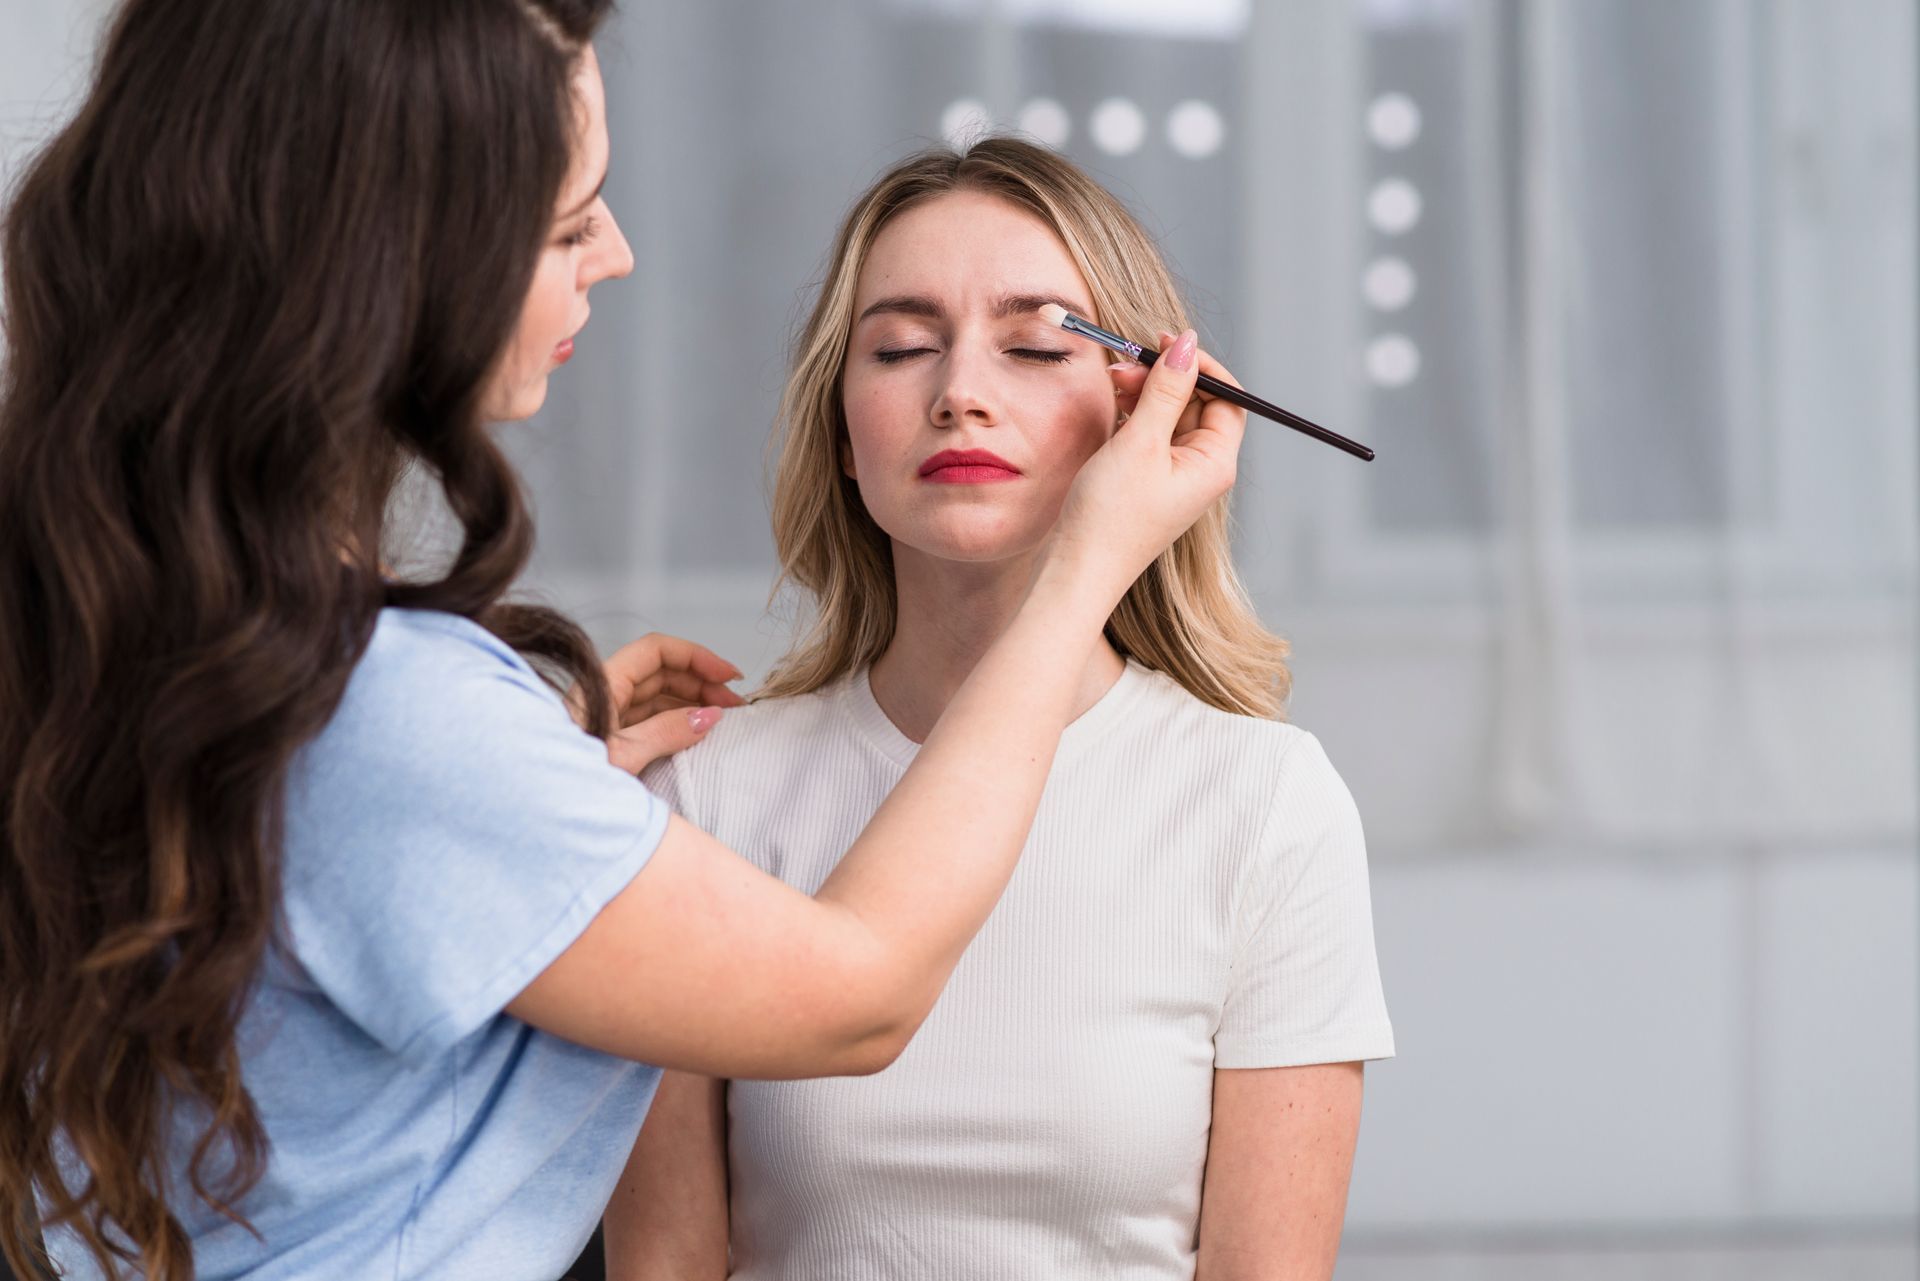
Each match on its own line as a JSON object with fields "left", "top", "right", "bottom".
{"left": 534, "top": 0, "right": 1914, "bottom": 853}
{"left": 535, "top": 1, "right": 1915, "bottom": 1271}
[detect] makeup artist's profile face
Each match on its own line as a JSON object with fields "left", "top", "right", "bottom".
{"left": 484, "top": 44, "right": 634, "bottom": 422}
{"left": 841, "top": 191, "right": 1116, "bottom": 568}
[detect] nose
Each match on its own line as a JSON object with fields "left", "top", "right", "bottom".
{"left": 930, "top": 341, "right": 1001, "bottom": 429}
{"left": 584, "top": 207, "right": 636, "bottom": 288}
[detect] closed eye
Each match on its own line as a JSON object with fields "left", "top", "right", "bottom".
{"left": 1009, "top": 348, "right": 1072, "bottom": 364}
{"left": 873, "top": 347, "right": 935, "bottom": 364}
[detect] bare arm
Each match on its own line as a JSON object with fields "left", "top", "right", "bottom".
{"left": 604, "top": 1071, "right": 728, "bottom": 1281}
{"left": 1195, "top": 1063, "right": 1366, "bottom": 1281}
{"left": 506, "top": 552, "right": 1130, "bottom": 1077}
{"left": 507, "top": 335, "right": 1245, "bottom": 1079}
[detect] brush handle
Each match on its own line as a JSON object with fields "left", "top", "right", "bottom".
{"left": 1136, "top": 347, "right": 1376, "bottom": 462}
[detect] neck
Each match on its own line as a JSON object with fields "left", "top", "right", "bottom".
{"left": 867, "top": 543, "right": 1125, "bottom": 744}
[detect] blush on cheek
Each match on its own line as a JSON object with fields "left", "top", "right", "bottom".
{"left": 1068, "top": 395, "right": 1119, "bottom": 457}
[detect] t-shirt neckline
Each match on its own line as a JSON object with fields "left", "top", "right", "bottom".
{"left": 841, "top": 658, "right": 1150, "bottom": 770}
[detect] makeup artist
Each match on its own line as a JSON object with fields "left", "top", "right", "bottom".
{"left": 0, "top": 2, "right": 1243, "bottom": 1278}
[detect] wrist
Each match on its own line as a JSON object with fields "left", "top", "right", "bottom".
{"left": 1025, "top": 537, "right": 1130, "bottom": 628}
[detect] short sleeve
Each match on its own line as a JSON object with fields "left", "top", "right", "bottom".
{"left": 279, "top": 610, "right": 670, "bottom": 1064}
{"left": 1213, "top": 731, "right": 1396, "bottom": 1069}
{"left": 639, "top": 746, "right": 696, "bottom": 826}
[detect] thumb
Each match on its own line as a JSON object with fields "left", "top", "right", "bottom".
{"left": 1127, "top": 329, "right": 1201, "bottom": 435}
{"left": 606, "top": 705, "right": 724, "bottom": 775}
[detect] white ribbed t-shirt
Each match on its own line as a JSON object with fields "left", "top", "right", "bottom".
{"left": 641, "top": 660, "right": 1394, "bottom": 1281}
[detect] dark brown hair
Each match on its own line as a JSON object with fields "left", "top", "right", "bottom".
{"left": 0, "top": 0, "right": 616, "bottom": 1274}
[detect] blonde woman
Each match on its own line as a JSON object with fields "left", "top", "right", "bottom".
{"left": 605, "top": 138, "right": 1393, "bottom": 1281}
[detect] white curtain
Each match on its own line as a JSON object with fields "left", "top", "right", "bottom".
{"left": 525, "top": 0, "right": 1914, "bottom": 857}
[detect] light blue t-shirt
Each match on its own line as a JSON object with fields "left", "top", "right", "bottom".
{"left": 46, "top": 608, "right": 671, "bottom": 1279}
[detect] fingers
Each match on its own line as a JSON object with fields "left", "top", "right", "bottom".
{"left": 1107, "top": 360, "right": 1149, "bottom": 394}
{"left": 1157, "top": 330, "right": 1243, "bottom": 395}
{"left": 618, "top": 669, "right": 746, "bottom": 726}
{"left": 1117, "top": 333, "right": 1240, "bottom": 493}
{"left": 1170, "top": 382, "right": 1246, "bottom": 488}
{"left": 1193, "top": 347, "right": 1242, "bottom": 392}
{"left": 1050, "top": 324, "right": 1250, "bottom": 596}
{"left": 1106, "top": 330, "right": 1244, "bottom": 423}
{"left": 606, "top": 704, "right": 726, "bottom": 776}
{"left": 604, "top": 632, "right": 745, "bottom": 722}
{"left": 1167, "top": 395, "right": 1206, "bottom": 446}
{"left": 606, "top": 633, "right": 744, "bottom": 687}
{"left": 1107, "top": 361, "right": 1145, "bottom": 421}
{"left": 620, "top": 686, "right": 742, "bottom": 729}
{"left": 625, "top": 696, "right": 695, "bottom": 727}
{"left": 1149, "top": 329, "right": 1242, "bottom": 439}
{"left": 1119, "top": 328, "right": 1202, "bottom": 442}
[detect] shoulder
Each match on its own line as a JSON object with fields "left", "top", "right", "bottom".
{"left": 301, "top": 608, "right": 573, "bottom": 790}
{"left": 700, "top": 684, "right": 846, "bottom": 755}
{"left": 1126, "top": 664, "right": 1329, "bottom": 775}
{"left": 347, "top": 607, "right": 542, "bottom": 702}
{"left": 677, "top": 683, "right": 849, "bottom": 782}
{"left": 357, "top": 607, "right": 553, "bottom": 710}
{"left": 1122, "top": 665, "right": 1358, "bottom": 831}
{"left": 639, "top": 682, "right": 852, "bottom": 823}
{"left": 287, "top": 608, "right": 657, "bottom": 889}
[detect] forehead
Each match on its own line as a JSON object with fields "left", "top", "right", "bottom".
{"left": 558, "top": 46, "right": 608, "bottom": 207}
{"left": 855, "top": 191, "right": 1092, "bottom": 310}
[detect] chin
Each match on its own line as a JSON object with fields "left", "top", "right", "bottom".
{"left": 485, "top": 376, "right": 549, "bottom": 423}
{"left": 510, "top": 379, "right": 550, "bottom": 420}
{"left": 901, "top": 517, "right": 1047, "bottom": 565}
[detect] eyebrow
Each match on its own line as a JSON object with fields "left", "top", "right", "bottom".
{"left": 855, "top": 292, "right": 1093, "bottom": 324}
{"left": 558, "top": 165, "right": 608, "bottom": 220}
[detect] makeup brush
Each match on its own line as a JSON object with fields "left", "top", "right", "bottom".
{"left": 1038, "top": 304, "right": 1375, "bottom": 462}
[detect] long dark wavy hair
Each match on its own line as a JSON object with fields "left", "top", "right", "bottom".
{"left": 0, "top": 0, "right": 617, "bottom": 1275}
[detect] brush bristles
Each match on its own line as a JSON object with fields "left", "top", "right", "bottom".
{"left": 1038, "top": 302, "right": 1070, "bottom": 328}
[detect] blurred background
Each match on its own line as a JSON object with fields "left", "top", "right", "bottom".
{"left": 5, "top": 1, "right": 1914, "bottom": 1278}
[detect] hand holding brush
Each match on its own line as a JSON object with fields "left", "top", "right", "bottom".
{"left": 1040, "top": 304, "right": 1375, "bottom": 462}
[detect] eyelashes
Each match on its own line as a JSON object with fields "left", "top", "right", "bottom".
{"left": 872, "top": 347, "right": 1072, "bottom": 366}
{"left": 560, "top": 216, "right": 600, "bottom": 248}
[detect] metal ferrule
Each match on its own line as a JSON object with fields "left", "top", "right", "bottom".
{"left": 1060, "top": 312, "right": 1143, "bottom": 363}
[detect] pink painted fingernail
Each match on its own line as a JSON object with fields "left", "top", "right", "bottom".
{"left": 1166, "top": 330, "right": 1196, "bottom": 371}
{"left": 687, "top": 706, "right": 723, "bottom": 733}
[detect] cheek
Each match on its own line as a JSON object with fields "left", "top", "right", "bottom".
{"left": 1039, "top": 376, "right": 1120, "bottom": 465}
{"left": 841, "top": 378, "right": 916, "bottom": 474}
{"left": 512, "top": 256, "right": 575, "bottom": 363}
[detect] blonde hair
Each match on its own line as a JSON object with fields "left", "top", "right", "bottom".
{"left": 763, "top": 136, "right": 1290, "bottom": 718}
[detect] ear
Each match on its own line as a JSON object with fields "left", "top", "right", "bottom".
{"left": 839, "top": 437, "right": 858, "bottom": 481}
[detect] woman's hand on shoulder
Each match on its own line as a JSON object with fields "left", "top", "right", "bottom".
{"left": 571, "top": 632, "right": 748, "bottom": 773}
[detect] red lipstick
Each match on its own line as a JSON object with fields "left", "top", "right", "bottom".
{"left": 552, "top": 337, "right": 575, "bottom": 365}
{"left": 918, "top": 448, "right": 1021, "bottom": 484}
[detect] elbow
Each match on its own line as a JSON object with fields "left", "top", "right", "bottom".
{"left": 787, "top": 1013, "right": 910, "bottom": 1078}
{"left": 835, "top": 1021, "right": 913, "bottom": 1076}
{"left": 828, "top": 979, "right": 927, "bottom": 1076}
{"left": 818, "top": 926, "right": 932, "bottom": 1076}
